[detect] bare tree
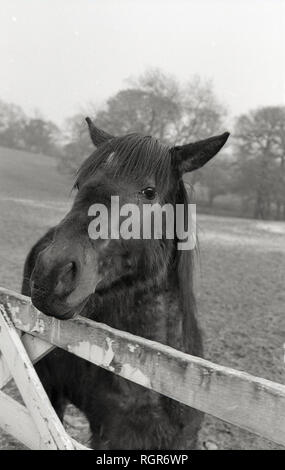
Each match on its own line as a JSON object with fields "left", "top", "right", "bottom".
{"left": 0, "top": 99, "right": 27, "bottom": 149}
{"left": 61, "top": 69, "right": 226, "bottom": 172}
{"left": 176, "top": 76, "right": 227, "bottom": 144}
{"left": 22, "top": 118, "right": 61, "bottom": 156}
{"left": 0, "top": 99, "right": 62, "bottom": 157}
{"left": 234, "top": 106, "right": 285, "bottom": 219}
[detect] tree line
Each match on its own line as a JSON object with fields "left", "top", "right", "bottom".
{"left": 1, "top": 69, "right": 284, "bottom": 220}
{"left": 0, "top": 101, "right": 61, "bottom": 157}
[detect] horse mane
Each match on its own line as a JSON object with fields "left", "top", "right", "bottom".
{"left": 176, "top": 181, "right": 203, "bottom": 356}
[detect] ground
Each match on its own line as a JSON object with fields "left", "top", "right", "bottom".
{"left": 0, "top": 146, "right": 284, "bottom": 450}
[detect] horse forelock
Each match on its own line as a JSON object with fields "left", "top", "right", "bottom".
{"left": 74, "top": 133, "right": 172, "bottom": 192}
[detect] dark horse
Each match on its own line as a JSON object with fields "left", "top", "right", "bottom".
{"left": 22, "top": 119, "right": 229, "bottom": 449}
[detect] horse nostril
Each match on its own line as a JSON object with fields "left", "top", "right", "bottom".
{"left": 61, "top": 261, "right": 76, "bottom": 279}
{"left": 55, "top": 261, "right": 78, "bottom": 297}
{"left": 30, "top": 280, "right": 43, "bottom": 297}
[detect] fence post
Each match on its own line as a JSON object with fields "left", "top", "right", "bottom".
{"left": 0, "top": 305, "right": 76, "bottom": 450}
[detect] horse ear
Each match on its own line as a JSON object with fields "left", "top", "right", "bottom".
{"left": 85, "top": 117, "right": 114, "bottom": 147}
{"left": 171, "top": 132, "right": 230, "bottom": 174}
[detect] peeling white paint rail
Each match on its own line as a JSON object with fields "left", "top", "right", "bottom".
{"left": 0, "top": 287, "right": 285, "bottom": 449}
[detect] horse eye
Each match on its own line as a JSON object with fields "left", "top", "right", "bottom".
{"left": 141, "top": 187, "right": 156, "bottom": 200}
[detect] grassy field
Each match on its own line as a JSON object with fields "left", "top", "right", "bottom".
{"left": 0, "top": 146, "right": 284, "bottom": 450}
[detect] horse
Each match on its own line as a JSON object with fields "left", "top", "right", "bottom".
{"left": 21, "top": 119, "right": 229, "bottom": 449}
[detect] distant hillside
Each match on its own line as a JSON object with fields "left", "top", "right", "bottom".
{"left": 0, "top": 146, "right": 73, "bottom": 201}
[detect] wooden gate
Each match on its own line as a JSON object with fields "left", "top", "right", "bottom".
{"left": 0, "top": 287, "right": 284, "bottom": 449}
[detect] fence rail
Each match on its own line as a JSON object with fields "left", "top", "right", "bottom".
{"left": 0, "top": 287, "right": 285, "bottom": 449}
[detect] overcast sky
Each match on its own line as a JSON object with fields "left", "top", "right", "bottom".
{"left": 0, "top": 0, "right": 284, "bottom": 125}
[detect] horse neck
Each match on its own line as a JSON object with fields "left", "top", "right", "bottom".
{"left": 90, "top": 247, "right": 202, "bottom": 357}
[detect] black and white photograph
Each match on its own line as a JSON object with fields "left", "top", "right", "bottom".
{"left": 0, "top": 0, "right": 284, "bottom": 453}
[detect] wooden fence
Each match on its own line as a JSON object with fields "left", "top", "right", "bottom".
{"left": 0, "top": 287, "right": 284, "bottom": 449}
